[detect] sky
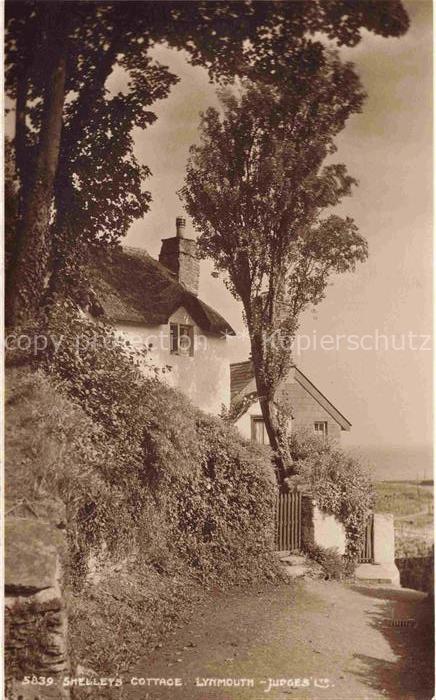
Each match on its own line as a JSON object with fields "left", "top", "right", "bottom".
{"left": 120, "top": 0, "right": 432, "bottom": 452}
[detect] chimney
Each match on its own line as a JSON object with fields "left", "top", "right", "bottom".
{"left": 176, "top": 216, "right": 186, "bottom": 238}
{"left": 159, "top": 217, "right": 200, "bottom": 296}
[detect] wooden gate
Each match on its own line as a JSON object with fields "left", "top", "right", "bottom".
{"left": 275, "top": 489, "right": 302, "bottom": 551}
{"left": 358, "top": 514, "right": 374, "bottom": 563}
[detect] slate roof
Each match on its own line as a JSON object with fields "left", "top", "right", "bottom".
{"left": 87, "top": 246, "right": 235, "bottom": 336}
{"left": 230, "top": 360, "right": 351, "bottom": 431}
{"left": 230, "top": 360, "right": 255, "bottom": 402}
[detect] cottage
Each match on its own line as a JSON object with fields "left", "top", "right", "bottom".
{"left": 87, "top": 217, "right": 234, "bottom": 415}
{"left": 230, "top": 361, "right": 351, "bottom": 444}
{"left": 88, "top": 217, "right": 351, "bottom": 435}
{"left": 87, "top": 231, "right": 399, "bottom": 583}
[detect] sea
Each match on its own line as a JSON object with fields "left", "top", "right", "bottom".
{"left": 345, "top": 444, "right": 434, "bottom": 483}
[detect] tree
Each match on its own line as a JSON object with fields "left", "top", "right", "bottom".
{"left": 180, "top": 60, "right": 368, "bottom": 484}
{"left": 5, "top": 0, "right": 408, "bottom": 325}
{"left": 5, "top": 139, "right": 19, "bottom": 274}
{"left": 6, "top": 2, "right": 72, "bottom": 324}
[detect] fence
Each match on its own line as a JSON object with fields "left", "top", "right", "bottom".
{"left": 275, "top": 489, "right": 302, "bottom": 551}
{"left": 358, "top": 513, "right": 374, "bottom": 563}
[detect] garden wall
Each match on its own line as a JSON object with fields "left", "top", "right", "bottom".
{"left": 312, "top": 504, "right": 346, "bottom": 554}
{"left": 5, "top": 503, "right": 70, "bottom": 699}
{"left": 396, "top": 548, "right": 434, "bottom": 595}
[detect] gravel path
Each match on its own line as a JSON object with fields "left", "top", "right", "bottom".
{"left": 121, "top": 579, "right": 434, "bottom": 700}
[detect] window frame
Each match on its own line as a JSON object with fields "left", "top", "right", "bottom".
{"left": 314, "top": 421, "right": 328, "bottom": 439}
{"left": 251, "top": 416, "right": 269, "bottom": 445}
{"left": 170, "top": 323, "right": 179, "bottom": 354}
{"left": 169, "top": 322, "right": 194, "bottom": 356}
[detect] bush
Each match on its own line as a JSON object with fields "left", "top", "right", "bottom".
{"left": 305, "top": 543, "right": 355, "bottom": 580}
{"left": 6, "top": 297, "right": 281, "bottom": 590}
{"left": 5, "top": 367, "right": 143, "bottom": 589}
{"left": 288, "top": 430, "right": 374, "bottom": 560}
{"left": 6, "top": 301, "right": 283, "bottom": 676}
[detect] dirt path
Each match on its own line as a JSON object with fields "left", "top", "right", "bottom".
{"left": 121, "top": 580, "right": 434, "bottom": 700}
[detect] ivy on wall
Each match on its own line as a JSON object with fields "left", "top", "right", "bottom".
{"left": 288, "top": 431, "right": 375, "bottom": 559}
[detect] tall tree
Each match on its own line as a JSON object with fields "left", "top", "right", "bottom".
{"left": 6, "top": 2, "right": 72, "bottom": 324}
{"left": 5, "top": 139, "right": 19, "bottom": 274}
{"left": 181, "top": 63, "right": 368, "bottom": 484}
{"left": 5, "top": 0, "right": 408, "bottom": 325}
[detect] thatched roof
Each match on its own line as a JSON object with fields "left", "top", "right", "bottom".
{"left": 87, "top": 246, "right": 235, "bottom": 337}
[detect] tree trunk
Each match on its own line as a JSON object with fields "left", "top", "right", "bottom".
{"left": 14, "top": 71, "right": 29, "bottom": 198}
{"left": 47, "top": 33, "right": 122, "bottom": 301}
{"left": 255, "top": 377, "right": 293, "bottom": 486}
{"left": 249, "top": 326, "right": 293, "bottom": 486}
{"left": 5, "top": 6, "right": 69, "bottom": 327}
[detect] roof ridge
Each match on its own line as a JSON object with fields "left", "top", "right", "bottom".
{"left": 293, "top": 367, "right": 351, "bottom": 429}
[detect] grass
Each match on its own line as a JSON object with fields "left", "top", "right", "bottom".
{"left": 374, "top": 481, "right": 433, "bottom": 518}
{"left": 374, "top": 482, "right": 434, "bottom": 558}
{"left": 5, "top": 365, "right": 282, "bottom": 687}
{"left": 5, "top": 368, "right": 205, "bottom": 683}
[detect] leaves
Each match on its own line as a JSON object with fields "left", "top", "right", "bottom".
{"left": 6, "top": 1, "right": 408, "bottom": 312}
{"left": 180, "top": 60, "right": 370, "bottom": 479}
{"left": 289, "top": 430, "right": 375, "bottom": 558}
{"left": 23, "top": 303, "right": 280, "bottom": 586}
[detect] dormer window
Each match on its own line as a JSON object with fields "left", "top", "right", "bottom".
{"left": 170, "top": 323, "right": 194, "bottom": 356}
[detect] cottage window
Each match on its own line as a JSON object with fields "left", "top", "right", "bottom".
{"left": 251, "top": 417, "right": 270, "bottom": 445}
{"left": 170, "top": 323, "right": 194, "bottom": 356}
{"left": 314, "top": 421, "right": 328, "bottom": 439}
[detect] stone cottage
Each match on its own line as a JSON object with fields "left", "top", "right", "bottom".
{"left": 230, "top": 361, "right": 351, "bottom": 444}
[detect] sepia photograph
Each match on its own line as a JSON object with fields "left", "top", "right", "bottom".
{"left": 3, "top": 1, "right": 434, "bottom": 698}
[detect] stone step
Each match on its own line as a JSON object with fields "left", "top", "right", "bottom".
{"left": 355, "top": 562, "right": 401, "bottom": 586}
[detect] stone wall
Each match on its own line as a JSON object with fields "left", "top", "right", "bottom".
{"left": 278, "top": 381, "right": 342, "bottom": 442}
{"left": 235, "top": 377, "right": 343, "bottom": 444}
{"left": 158, "top": 236, "right": 200, "bottom": 295}
{"left": 5, "top": 503, "right": 70, "bottom": 699}
{"left": 396, "top": 548, "right": 434, "bottom": 594}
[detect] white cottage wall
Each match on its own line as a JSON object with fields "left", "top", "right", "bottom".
{"left": 114, "top": 306, "right": 230, "bottom": 415}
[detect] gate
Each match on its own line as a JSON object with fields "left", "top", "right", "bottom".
{"left": 358, "top": 513, "right": 374, "bottom": 563}
{"left": 275, "top": 489, "right": 302, "bottom": 551}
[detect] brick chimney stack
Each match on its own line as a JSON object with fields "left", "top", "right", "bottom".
{"left": 159, "top": 218, "right": 200, "bottom": 296}
{"left": 176, "top": 216, "right": 186, "bottom": 238}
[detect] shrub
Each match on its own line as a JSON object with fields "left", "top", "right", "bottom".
{"left": 305, "top": 542, "right": 355, "bottom": 580}
{"left": 6, "top": 302, "right": 283, "bottom": 676}
{"left": 288, "top": 430, "right": 374, "bottom": 560}
{"left": 5, "top": 367, "right": 142, "bottom": 588}
{"left": 7, "top": 301, "right": 280, "bottom": 588}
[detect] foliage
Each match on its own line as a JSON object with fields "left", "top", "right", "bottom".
{"left": 222, "top": 391, "right": 259, "bottom": 424}
{"left": 6, "top": 312, "right": 282, "bottom": 671}
{"left": 288, "top": 430, "right": 374, "bottom": 559}
{"left": 396, "top": 535, "right": 433, "bottom": 560}
{"left": 5, "top": 1, "right": 408, "bottom": 322}
{"left": 304, "top": 542, "right": 355, "bottom": 580}
{"left": 181, "top": 70, "right": 368, "bottom": 482}
{"left": 5, "top": 367, "right": 139, "bottom": 588}
{"left": 6, "top": 301, "right": 281, "bottom": 586}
